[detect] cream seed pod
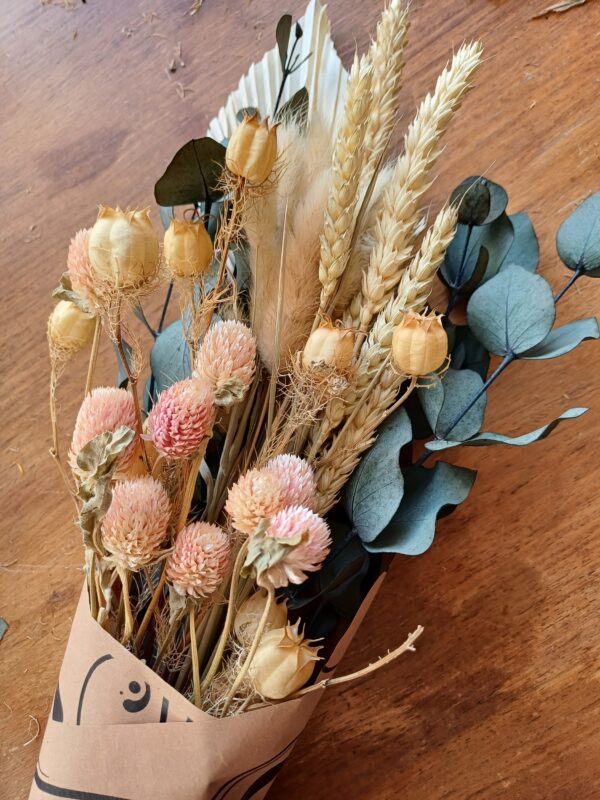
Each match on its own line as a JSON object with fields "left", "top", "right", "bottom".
{"left": 163, "top": 218, "right": 213, "bottom": 279}
{"left": 302, "top": 320, "right": 355, "bottom": 371}
{"left": 391, "top": 311, "right": 448, "bottom": 376}
{"left": 88, "top": 206, "right": 159, "bottom": 290}
{"left": 226, "top": 113, "right": 278, "bottom": 185}
{"left": 48, "top": 300, "right": 96, "bottom": 354}
{"left": 249, "top": 621, "right": 321, "bottom": 700}
{"left": 233, "top": 590, "right": 288, "bottom": 645}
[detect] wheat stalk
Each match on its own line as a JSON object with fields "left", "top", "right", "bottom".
{"left": 345, "top": 41, "right": 483, "bottom": 332}
{"left": 317, "top": 55, "right": 373, "bottom": 317}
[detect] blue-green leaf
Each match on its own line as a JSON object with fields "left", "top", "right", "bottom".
{"left": 502, "top": 212, "right": 539, "bottom": 273}
{"left": 556, "top": 192, "right": 600, "bottom": 276}
{"left": 450, "top": 176, "right": 508, "bottom": 226}
{"left": 418, "top": 369, "right": 486, "bottom": 442}
{"left": 450, "top": 326, "right": 490, "bottom": 380}
{"left": 442, "top": 214, "right": 514, "bottom": 291}
{"left": 425, "top": 407, "right": 588, "bottom": 451}
{"left": 467, "top": 264, "right": 555, "bottom": 355}
{"left": 365, "top": 462, "right": 477, "bottom": 556}
{"left": 520, "top": 318, "right": 600, "bottom": 360}
{"left": 149, "top": 320, "right": 191, "bottom": 395}
{"left": 343, "top": 407, "right": 412, "bottom": 544}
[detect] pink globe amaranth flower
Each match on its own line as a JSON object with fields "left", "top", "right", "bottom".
{"left": 266, "top": 455, "right": 316, "bottom": 510}
{"left": 255, "top": 505, "right": 331, "bottom": 590}
{"left": 147, "top": 378, "right": 215, "bottom": 459}
{"left": 225, "top": 468, "right": 287, "bottom": 535}
{"left": 102, "top": 476, "right": 171, "bottom": 571}
{"left": 166, "top": 522, "right": 231, "bottom": 599}
{"left": 67, "top": 229, "right": 97, "bottom": 311}
{"left": 194, "top": 320, "right": 256, "bottom": 406}
{"left": 70, "top": 387, "right": 137, "bottom": 472}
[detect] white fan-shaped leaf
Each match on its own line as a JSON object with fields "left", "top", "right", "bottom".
{"left": 206, "top": 0, "right": 348, "bottom": 141}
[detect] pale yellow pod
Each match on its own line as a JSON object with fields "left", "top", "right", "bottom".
{"left": 249, "top": 621, "right": 321, "bottom": 700}
{"left": 163, "top": 218, "right": 213, "bottom": 279}
{"left": 233, "top": 590, "right": 288, "bottom": 645}
{"left": 302, "top": 320, "right": 355, "bottom": 370}
{"left": 88, "top": 206, "right": 159, "bottom": 289}
{"left": 48, "top": 300, "right": 95, "bottom": 353}
{"left": 391, "top": 312, "right": 448, "bottom": 376}
{"left": 226, "top": 113, "right": 278, "bottom": 185}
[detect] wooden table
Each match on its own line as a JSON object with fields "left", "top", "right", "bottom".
{"left": 1, "top": 0, "right": 599, "bottom": 797}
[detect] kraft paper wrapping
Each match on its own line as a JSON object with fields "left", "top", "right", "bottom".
{"left": 30, "top": 574, "right": 386, "bottom": 800}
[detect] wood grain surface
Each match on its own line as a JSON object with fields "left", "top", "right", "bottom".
{"left": 1, "top": 1, "right": 599, "bottom": 798}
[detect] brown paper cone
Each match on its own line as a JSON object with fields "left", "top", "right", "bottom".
{"left": 30, "top": 574, "right": 385, "bottom": 800}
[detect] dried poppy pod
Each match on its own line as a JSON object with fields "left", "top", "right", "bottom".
{"left": 249, "top": 621, "right": 321, "bottom": 700}
{"left": 233, "top": 589, "right": 288, "bottom": 645}
{"left": 391, "top": 311, "right": 448, "bottom": 376}
{"left": 47, "top": 300, "right": 95, "bottom": 354}
{"left": 163, "top": 218, "right": 213, "bottom": 279}
{"left": 88, "top": 206, "right": 159, "bottom": 290}
{"left": 302, "top": 319, "right": 355, "bottom": 371}
{"left": 226, "top": 112, "right": 278, "bottom": 185}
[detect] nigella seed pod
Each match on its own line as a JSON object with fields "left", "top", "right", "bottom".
{"left": 233, "top": 589, "right": 288, "bottom": 645}
{"left": 249, "top": 621, "right": 321, "bottom": 700}
{"left": 225, "top": 113, "right": 278, "bottom": 185}
{"left": 163, "top": 218, "right": 213, "bottom": 279}
{"left": 48, "top": 300, "right": 95, "bottom": 354}
{"left": 88, "top": 206, "right": 159, "bottom": 290}
{"left": 302, "top": 320, "right": 355, "bottom": 371}
{"left": 391, "top": 312, "right": 448, "bottom": 376}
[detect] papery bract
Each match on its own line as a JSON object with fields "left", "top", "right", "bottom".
{"left": 226, "top": 113, "right": 278, "bottom": 185}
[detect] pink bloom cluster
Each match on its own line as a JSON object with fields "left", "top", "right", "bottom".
{"left": 67, "top": 228, "right": 97, "bottom": 311}
{"left": 167, "top": 522, "right": 231, "bottom": 599}
{"left": 194, "top": 320, "right": 256, "bottom": 406}
{"left": 147, "top": 378, "right": 215, "bottom": 459}
{"left": 70, "top": 387, "right": 137, "bottom": 472}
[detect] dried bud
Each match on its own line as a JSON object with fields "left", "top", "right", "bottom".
{"left": 226, "top": 113, "right": 278, "bottom": 185}
{"left": 233, "top": 590, "right": 288, "bottom": 645}
{"left": 391, "top": 312, "right": 448, "bottom": 376}
{"left": 163, "top": 218, "right": 213, "bottom": 279}
{"left": 48, "top": 300, "right": 95, "bottom": 354}
{"left": 88, "top": 206, "right": 159, "bottom": 290}
{"left": 249, "top": 621, "right": 321, "bottom": 700}
{"left": 302, "top": 320, "right": 355, "bottom": 371}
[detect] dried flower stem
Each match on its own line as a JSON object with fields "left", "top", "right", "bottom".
{"left": 267, "top": 204, "right": 289, "bottom": 436}
{"left": 133, "top": 566, "right": 166, "bottom": 653}
{"left": 85, "top": 316, "right": 102, "bottom": 396}
{"left": 190, "top": 604, "right": 202, "bottom": 707}
{"left": 117, "top": 566, "right": 134, "bottom": 644}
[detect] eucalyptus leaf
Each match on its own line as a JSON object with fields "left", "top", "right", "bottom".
{"left": 426, "top": 407, "right": 588, "bottom": 451}
{"left": 343, "top": 407, "right": 412, "bottom": 543}
{"left": 467, "top": 264, "right": 555, "bottom": 355}
{"left": 450, "top": 326, "right": 490, "bottom": 380}
{"left": 450, "top": 176, "right": 508, "bottom": 226}
{"left": 556, "top": 191, "right": 600, "bottom": 276}
{"left": 276, "top": 14, "right": 293, "bottom": 69}
{"left": 154, "top": 138, "right": 226, "bottom": 206}
{"left": 0, "top": 618, "right": 8, "bottom": 642}
{"left": 442, "top": 213, "right": 514, "bottom": 290}
{"left": 419, "top": 369, "right": 486, "bottom": 442}
{"left": 159, "top": 206, "right": 173, "bottom": 231}
{"left": 365, "top": 462, "right": 476, "bottom": 555}
{"left": 502, "top": 212, "right": 539, "bottom": 273}
{"left": 520, "top": 318, "right": 600, "bottom": 360}
{"left": 275, "top": 87, "right": 309, "bottom": 126}
{"left": 236, "top": 107, "right": 259, "bottom": 123}
{"left": 149, "top": 319, "right": 192, "bottom": 395}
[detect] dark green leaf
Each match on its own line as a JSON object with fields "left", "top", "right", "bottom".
{"left": 149, "top": 320, "right": 192, "bottom": 395}
{"left": 520, "top": 318, "right": 600, "bottom": 360}
{"left": 450, "top": 325, "right": 490, "bottom": 380}
{"left": 556, "top": 191, "right": 600, "bottom": 276}
{"left": 426, "top": 407, "right": 588, "bottom": 451}
{"left": 275, "top": 87, "right": 309, "bottom": 126}
{"left": 276, "top": 14, "right": 293, "bottom": 69}
{"left": 154, "top": 138, "right": 226, "bottom": 206}
{"left": 419, "top": 369, "right": 486, "bottom": 442}
{"left": 450, "top": 176, "right": 508, "bottom": 225}
{"left": 442, "top": 213, "right": 514, "bottom": 290}
{"left": 343, "top": 407, "right": 412, "bottom": 543}
{"left": 503, "top": 212, "right": 539, "bottom": 273}
{"left": 365, "top": 462, "right": 476, "bottom": 555}
{"left": 467, "top": 265, "right": 555, "bottom": 355}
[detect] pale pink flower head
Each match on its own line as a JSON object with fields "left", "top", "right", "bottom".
{"left": 147, "top": 378, "right": 215, "bottom": 459}
{"left": 70, "top": 387, "right": 137, "bottom": 472}
{"left": 225, "top": 468, "right": 286, "bottom": 535}
{"left": 102, "top": 476, "right": 171, "bottom": 571}
{"left": 67, "top": 228, "right": 97, "bottom": 311}
{"left": 266, "top": 455, "right": 316, "bottom": 510}
{"left": 194, "top": 320, "right": 256, "bottom": 406}
{"left": 246, "top": 505, "right": 331, "bottom": 590}
{"left": 166, "top": 522, "right": 231, "bottom": 599}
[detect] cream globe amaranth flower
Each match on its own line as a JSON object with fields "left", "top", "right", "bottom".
{"left": 194, "top": 320, "right": 257, "bottom": 406}
{"left": 102, "top": 476, "right": 171, "bottom": 571}
{"left": 166, "top": 522, "right": 231, "bottom": 600}
{"left": 70, "top": 387, "right": 137, "bottom": 472}
{"left": 265, "top": 454, "right": 316, "bottom": 510}
{"left": 225, "top": 468, "right": 286, "bottom": 535}
{"left": 147, "top": 378, "right": 216, "bottom": 459}
{"left": 245, "top": 505, "right": 331, "bottom": 590}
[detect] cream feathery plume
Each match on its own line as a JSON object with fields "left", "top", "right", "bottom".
{"left": 346, "top": 41, "right": 483, "bottom": 332}
{"left": 317, "top": 55, "right": 373, "bottom": 317}
{"left": 362, "top": 0, "right": 410, "bottom": 181}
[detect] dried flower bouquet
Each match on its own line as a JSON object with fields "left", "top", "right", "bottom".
{"left": 34, "top": 0, "right": 600, "bottom": 798}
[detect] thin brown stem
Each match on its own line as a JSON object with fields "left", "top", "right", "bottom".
{"left": 190, "top": 605, "right": 202, "bottom": 707}
{"left": 118, "top": 566, "right": 134, "bottom": 644}
{"left": 133, "top": 565, "right": 166, "bottom": 652}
